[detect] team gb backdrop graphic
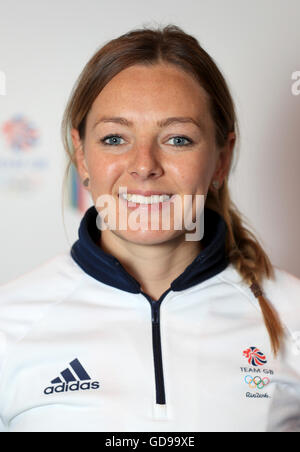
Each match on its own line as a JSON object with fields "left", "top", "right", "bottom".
{"left": 0, "top": 112, "right": 91, "bottom": 213}
{"left": 0, "top": 113, "right": 48, "bottom": 192}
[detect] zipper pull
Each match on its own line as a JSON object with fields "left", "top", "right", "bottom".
{"left": 152, "top": 304, "right": 160, "bottom": 324}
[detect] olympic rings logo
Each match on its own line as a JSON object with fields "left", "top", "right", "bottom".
{"left": 244, "top": 375, "right": 270, "bottom": 389}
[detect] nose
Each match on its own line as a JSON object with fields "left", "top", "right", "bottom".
{"left": 127, "top": 145, "right": 163, "bottom": 180}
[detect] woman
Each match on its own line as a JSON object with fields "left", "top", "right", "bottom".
{"left": 0, "top": 24, "right": 299, "bottom": 433}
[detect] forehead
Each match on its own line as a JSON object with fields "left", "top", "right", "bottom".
{"left": 87, "top": 64, "right": 212, "bottom": 126}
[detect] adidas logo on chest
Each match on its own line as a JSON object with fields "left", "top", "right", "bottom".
{"left": 44, "top": 358, "right": 100, "bottom": 395}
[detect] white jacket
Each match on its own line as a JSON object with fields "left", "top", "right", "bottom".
{"left": 0, "top": 206, "right": 300, "bottom": 432}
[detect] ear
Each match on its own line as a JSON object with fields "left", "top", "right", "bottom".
{"left": 71, "top": 128, "right": 89, "bottom": 182}
{"left": 212, "top": 131, "right": 236, "bottom": 186}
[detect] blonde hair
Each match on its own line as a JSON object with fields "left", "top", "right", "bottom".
{"left": 61, "top": 23, "right": 285, "bottom": 356}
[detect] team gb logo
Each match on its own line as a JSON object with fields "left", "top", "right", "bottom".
{"left": 243, "top": 347, "right": 267, "bottom": 367}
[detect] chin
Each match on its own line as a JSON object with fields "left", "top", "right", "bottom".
{"left": 112, "top": 228, "right": 184, "bottom": 245}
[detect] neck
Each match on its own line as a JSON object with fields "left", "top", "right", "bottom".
{"left": 99, "top": 230, "right": 203, "bottom": 301}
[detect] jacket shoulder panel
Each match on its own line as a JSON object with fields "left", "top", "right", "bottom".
{"left": 261, "top": 266, "right": 300, "bottom": 332}
{"left": 0, "top": 252, "right": 85, "bottom": 349}
{"left": 217, "top": 264, "right": 300, "bottom": 334}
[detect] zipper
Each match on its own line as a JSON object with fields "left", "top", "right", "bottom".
{"left": 141, "top": 290, "right": 172, "bottom": 405}
{"left": 151, "top": 300, "right": 165, "bottom": 404}
{"left": 113, "top": 259, "right": 169, "bottom": 404}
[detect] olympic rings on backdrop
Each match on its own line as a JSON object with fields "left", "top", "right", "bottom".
{"left": 244, "top": 375, "right": 270, "bottom": 389}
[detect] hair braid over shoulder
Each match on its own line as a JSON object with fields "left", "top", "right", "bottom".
{"left": 206, "top": 180, "right": 285, "bottom": 356}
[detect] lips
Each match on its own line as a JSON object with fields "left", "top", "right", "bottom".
{"left": 117, "top": 189, "right": 173, "bottom": 197}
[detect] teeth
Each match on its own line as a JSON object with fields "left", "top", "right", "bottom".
{"left": 120, "top": 193, "right": 172, "bottom": 204}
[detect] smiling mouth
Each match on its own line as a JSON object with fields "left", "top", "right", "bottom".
{"left": 118, "top": 193, "right": 175, "bottom": 205}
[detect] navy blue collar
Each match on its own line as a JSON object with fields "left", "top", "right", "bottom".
{"left": 70, "top": 205, "right": 229, "bottom": 295}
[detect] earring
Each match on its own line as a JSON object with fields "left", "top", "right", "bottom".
{"left": 83, "top": 177, "right": 90, "bottom": 187}
{"left": 212, "top": 180, "right": 220, "bottom": 190}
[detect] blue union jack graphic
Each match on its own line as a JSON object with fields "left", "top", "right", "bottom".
{"left": 243, "top": 347, "right": 267, "bottom": 367}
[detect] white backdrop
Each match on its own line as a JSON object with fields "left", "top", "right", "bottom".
{"left": 0, "top": 0, "right": 299, "bottom": 284}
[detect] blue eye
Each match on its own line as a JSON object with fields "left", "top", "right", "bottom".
{"left": 168, "top": 136, "right": 193, "bottom": 146}
{"left": 100, "top": 134, "right": 124, "bottom": 146}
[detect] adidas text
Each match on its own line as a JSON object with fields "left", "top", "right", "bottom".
{"left": 44, "top": 381, "right": 100, "bottom": 395}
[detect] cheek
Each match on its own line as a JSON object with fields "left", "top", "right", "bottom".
{"left": 171, "top": 154, "right": 215, "bottom": 193}
{"left": 88, "top": 154, "right": 121, "bottom": 192}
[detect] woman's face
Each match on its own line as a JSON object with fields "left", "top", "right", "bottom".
{"left": 72, "top": 63, "right": 234, "bottom": 245}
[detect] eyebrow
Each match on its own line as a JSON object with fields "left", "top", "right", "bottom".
{"left": 92, "top": 116, "right": 204, "bottom": 131}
